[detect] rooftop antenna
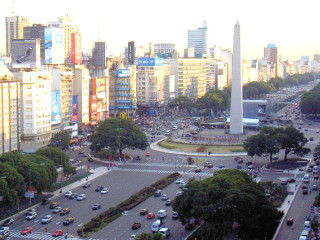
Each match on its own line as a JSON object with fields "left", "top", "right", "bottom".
{"left": 11, "top": 0, "right": 16, "bottom": 15}
{"left": 97, "top": 0, "right": 101, "bottom": 41}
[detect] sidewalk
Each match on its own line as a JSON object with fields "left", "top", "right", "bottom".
{"left": 150, "top": 138, "right": 247, "bottom": 157}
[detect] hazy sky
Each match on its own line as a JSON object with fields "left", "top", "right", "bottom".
{"left": 1, "top": 0, "right": 320, "bottom": 60}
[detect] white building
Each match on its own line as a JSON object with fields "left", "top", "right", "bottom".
{"left": 154, "top": 43, "right": 175, "bottom": 54}
{"left": 13, "top": 71, "right": 52, "bottom": 150}
{"left": 188, "top": 21, "right": 207, "bottom": 56}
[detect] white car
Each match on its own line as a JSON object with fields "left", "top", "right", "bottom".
{"left": 101, "top": 188, "right": 109, "bottom": 194}
{"left": 53, "top": 207, "right": 62, "bottom": 213}
{"left": 26, "top": 212, "right": 37, "bottom": 220}
{"left": 172, "top": 126, "right": 178, "bottom": 130}
{"left": 176, "top": 191, "right": 183, "bottom": 197}
{"left": 317, "top": 130, "right": 320, "bottom": 133}
{"left": 41, "top": 215, "right": 52, "bottom": 224}
{"left": 178, "top": 182, "right": 187, "bottom": 188}
{"left": 175, "top": 178, "right": 184, "bottom": 184}
{"left": 218, "top": 164, "right": 224, "bottom": 168}
{"left": 77, "top": 194, "right": 86, "bottom": 201}
{"left": 64, "top": 191, "right": 72, "bottom": 197}
{"left": 161, "top": 194, "right": 169, "bottom": 200}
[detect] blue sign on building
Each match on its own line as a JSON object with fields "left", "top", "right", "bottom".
{"left": 138, "top": 58, "right": 163, "bottom": 66}
{"left": 117, "top": 69, "right": 130, "bottom": 78}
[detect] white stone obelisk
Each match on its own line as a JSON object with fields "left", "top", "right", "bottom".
{"left": 230, "top": 20, "right": 243, "bottom": 134}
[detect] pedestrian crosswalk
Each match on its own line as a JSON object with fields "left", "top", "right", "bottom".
{"left": 115, "top": 167, "right": 215, "bottom": 176}
{"left": 296, "top": 177, "right": 319, "bottom": 182}
{"left": 8, "top": 230, "right": 65, "bottom": 240}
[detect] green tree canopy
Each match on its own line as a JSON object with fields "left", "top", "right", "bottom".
{"left": 90, "top": 118, "right": 148, "bottom": 157}
{"left": 49, "top": 131, "right": 71, "bottom": 150}
{"left": 169, "top": 95, "right": 193, "bottom": 112}
{"left": 173, "top": 169, "right": 282, "bottom": 239}
{"left": 196, "top": 89, "right": 230, "bottom": 115}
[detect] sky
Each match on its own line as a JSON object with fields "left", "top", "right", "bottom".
{"left": 0, "top": 0, "right": 320, "bottom": 60}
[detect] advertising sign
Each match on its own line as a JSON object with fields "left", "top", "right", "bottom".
{"left": 45, "top": 27, "right": 64, "bottom": 64}
{"left": 128, "top": 41, "right": 135, "bottom": 65}
{"left": 71, "top": 32, "right": 83, "bottom": 64}
{"left": 90, "top": 95, "right": 97, "bottom": 114}
{"left": 51, "top": 91, "right": 61, "bottom": 125}
{"left": 12, "top": 39, "right": 41, "bottom": 68}
{"left": 138, "top": 58, "right": 163, "bottom": 66}
{"left": 72, "top": 95, "right": 78, "bottom": 123}
{"left": 117, "top": 69, "right": 130, "bottom": 78}
{"left": 96, "top": 92, "right": 107, "bottom": 112}
{"left": 93, "top": 78, "right": 106, "bottom": 93}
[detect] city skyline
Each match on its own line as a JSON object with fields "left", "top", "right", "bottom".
{"left": 0, "top": 0, "right": 320, "bottom": 60}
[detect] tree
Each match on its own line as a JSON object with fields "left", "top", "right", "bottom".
{"left": 169, "top": 95, "right": 193, "bottom": 112}
{"left": 196, "top": 89, "right": 230, "bottom": 116}
{"left": 136, "top": 233, "right": 164, "bottom": 240}
{"left": 49, "top": 131, "right": 71, "bottom": 150}
{"left": 173, "top": 169, "right": 282, "bottom": 239}
{"left": 90, "top": 118, "right": 148, "bottom": 158}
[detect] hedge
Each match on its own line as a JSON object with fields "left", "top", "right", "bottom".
{"left": 77, "top": 172, "right": 181, "bottom": 237}
{"left": 196, "top": 146, "right": 206, "bottom": 152}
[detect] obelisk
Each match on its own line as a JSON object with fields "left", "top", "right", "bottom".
{"left": 230, "top": 20, "right": 243, "bottom": 134}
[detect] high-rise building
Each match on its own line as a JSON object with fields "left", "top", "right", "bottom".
{"left": 48, "top": 15, "right": 79, "bottom": 59}
{"left": 128, "top": 41, "right": 135, "bottom": 65}
{"left": 13, "top": 71, "right": 52, "bottom": 150}
{"left": 264, "top": 44, "right": 278, "bottom": 77}
{"left": 313, "top": 54, "right": 320, "bottom": 63}
{"left": 6, "top": 16, "right": 30, "bottom": 55}
{"left": 188, "top": 21, "right": 207, "bottom": 57}
{"left": 92, "top": 42, "right": 106, "bottom": 68}
{"left": 154, "top": 43, "right": 175, "bottom": 54}
{"left": 0, "top": 62, "right": 21, "bottom": 154}
{"left": 23, "top": 24, "right": 46, "bottom": 63}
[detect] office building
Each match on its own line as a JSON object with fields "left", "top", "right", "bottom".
{"left": 154, "top": 43, "right": 175, "bottom": 54}
{"left": 48, "top": 15, "right": 79, "bottom": 59}
{"left": 13, "top": 71, "right": 52, "bottom": 150}
{"left": 6, "top": 16, "right": 30, "bottom": 55}
{"left": 0, "top": 62, "right": 21, "bottom": 154}
{"left": 128, "top": 41, "right": 135, "bottom": 65}
{"left": 314, "top": 54, "right": 320, "bottom": 63}
{"left": 188, "top": 21, "right": 207, "bottom": 56}
{"left": 264, "top": 44, "right": 278, "bottom": 77}
{"left": 92, "top": 42, "right": 106, "bottom": 68}
{"left": 23, "top": 24, "right": 46, "bottom": 63}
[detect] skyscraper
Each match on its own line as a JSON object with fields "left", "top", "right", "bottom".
{"left": 23, "top": 24, "right": 46, "bottom": 63}
{"left": 5, "top": 16, "right": 30, "bottom": 55}
{"left": 188, "top": 21, "right": 207, "bottom": 57}
{"left": 230, "top": 21, "right": 243, "bottom": 134}
{"left": 92, "top": 42, "right": 106, "bottom": 68}
{"left": 264, "top": 44, "right": 278, "bottom": 77}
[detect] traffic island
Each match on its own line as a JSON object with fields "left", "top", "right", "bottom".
{"left": 77, "top": 172, "right": 181, "bottom": 238}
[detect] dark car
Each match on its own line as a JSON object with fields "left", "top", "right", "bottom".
{"left": 49, "top": 202, "right": 59, "bottom": 209}
{"left": 92, "top": 204, "right": 101, "bottom": 210}
{"left": 154, "top": 190, "right": 161, "bottom": 197}
{"left": 2, "top": 218, "right": 14, "bottom": 226}
{"left": 136, "top": 156, "right": 141, "bottom": 160}
{"left": 95, "top": 186, "right": 104, "bottom": 192}
{"left": 286, "top": 178, "right": 296, "bottom": 183}
{"left": 140, "top": 209, "right": 148, "bottom": 215}
{"left": 185, "top": 223, "right": 194, "bottom": 230}
{"left": 286, "top": 218, "right": 294, "bottom": 226}
{"left": 60, "top": 208, "right": 70, "bottom": 215}
{"left": 88, "top": 158, "right": 94, "bottom": 162}
{"left": 63, "top": 218, "right": 74, "bottom": 226}
{"left": 303, "top": 189, "right": 308, "bottom": 194}
{"left": 69, "top": 193, "right": 77, "bottom": 199}
{"left": 132, "top": 222, "right": 141, "bottom": 230}
{"left": 41, "top": 199, "right": 50, "bottom": 205}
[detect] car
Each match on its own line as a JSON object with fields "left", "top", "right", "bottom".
{"left": 26, "top": 212, "right": 37, "bottom": 220}
{"left": 315, "top": 174, "right": 319, "bottom": 180}
{"left": 92, "top": 204, "right": 101, "bottom": 210}
{"left": 101, "top": 188, "right": 109, "bottom": 194}
{"left": 176, "top": 191, "right": 183, "bottom": 197}
{"left": 53, "top": 206, "right": 62, "bottom": 213}
{"left": 41, "top": 215, "right": 52, "bottom": 224}
{"left": 218, "top": 163, "right": 224, "bottom": 168}
{"left": 21, "top": 227, "right": 32, "bottom": 235}
{"left": 281, "top": 180, "right": 288, "bottom": 185}
{"left": 179, "top": 182, "right": 187, "bottom": 188}
{"left": 140, "top": 209, "right": 148, "bottom": 215}
{"left": 52, "top": 229, "right": 63, "bottom": 237}
{"left": 106, "top": 162, "right": 117, "bottom": 167}
{"left": 154, "top": 190, "right": 161, "bottom": 197}
{"left": 161, "top": 194, "right": 169, "bottom": 200}
{"left": 77, "top": 194, "right": 86, "bottom": 201}
{"left": 83, "top": 182, "right": 91, "bottom": 188}
{"left": 308, "top": 168, "right": 313, "bottom": 172}
{"left": 69, "top": 193, "right": 77, "bottom": 199}
{"left": 165, "top": 200, "right": 172, "bottom": 206}
{"left": 26, "top": 208, "right": 36, "bottom": 215}
{"left": 248, "top": 165, "right": 254, "bottom": 170}
{"left": 176, "top": 178, "right": 184, "bottom": 184}
{"left": 146, "top": 213, "right": 155, "bottom": 219}
{"left": 299, "top": 167, "right": 305, "bottom": 172}
{"left": 195, "top": 168, "right": 201, "bottom": 173}
{"left": 303, "top": 189, "right": 308, "bottom": 194}
{"left": 262, "top": 153, "right": 269, "bottom": 157}
{"left": 185, "top": 223, "right": 194, "bottom": 230}
{"left": 49, "top": 202, "right": 59, "bottom": 209}
{"left": 146, "top": 152, "right": 150, "bottom": 157}
{"left": 2, "top": 218, "right": 14, "bottom": 226}
{"left": 60, "top": 208, "right": 70, "bottom": 215}
{"left": 313, "top": 185, "right": 318, "bottom": 190}
{"left": 64, "top": 191, "right": 72, "bottom": 197}
{"left": 63, "top": 218, "right": 74, "bottom": 225}
{"left": 273, "top": 155, "right": 279, "bottom": 160}
{"left": 310, "top": 137, "right": 314, "bottom": 141}
{"left": 237, "top": 159, "right": 243, "bottom": 164}
{"left": 286, "top": 178, "right": 296, "bottom": 183}
{"left": 172, "top": 212, "right": 179, "bottom": 219}
{"left": 132, "top": 222, "right": 141, "bottom": 229}
{"left": 41, "top": 198, "right": 50, "bottom": 205}
{"left": 95, "top": 185, "right": 104, "bottom": 192}
{"left": 286, "top": 218, "right": 293, "bottom": 225}
{"left": 88, "top": 157, "right": 94, "bottom": 162}
{"left": 317, "top": 130, "right": 320, "bottom": 133}
{"left": 305, "top": 128, "right": 309, "bottom": 131}
{"left": 136, "top": 156, "right": 141, "bottom": 160}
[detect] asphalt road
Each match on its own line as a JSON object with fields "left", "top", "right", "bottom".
{"left": 7, "top": 170, "right": 167, "bottom": 240}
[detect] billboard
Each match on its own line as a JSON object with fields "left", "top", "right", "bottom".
{"left": 72, "top": 95, "right": 78, "bottom": 123}
{"left": 138, "top": 58, "right": 163, "bottom": 66}
{"left": 117, "top": 69, "right": 130, "bottom": 78}
{"left": 93, "top": 78, "right": 106, "bottom": 93}
{"left": 51, "top": 91, "right": 61, "bottom": 125}
{"left": 90, "top": 95, "right": 97, "bottom": 114}
{"left": 12, "top": 39, "right": 41, "bottom": 68}
{"left": 128, "top": 41, "right": 135, "bottom": 65}
{"left": 71, "top": 32, "right": 83, "bottom": 64}
{"left": 45, "top": 27, "right": 64, "bottom": 64}
{"left": 96, "top": 92, "right": 107, "bottom": 112}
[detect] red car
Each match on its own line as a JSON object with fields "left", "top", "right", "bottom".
{"left": 132, "top": 222, "right": 141, "bottom": 229}
{"left": 146, "top": 152, "right": 150, "bottom": 157}
{"left": 146, "top": 213, "right": 155, "bottom": 219}
{"left": 106, "top": 162, "right": 116, "bottom": 167}
{"left": 21, "top": 227, "right": 32, "bottom": 235}
{"left": 52, "top": 229, "right": 63, "bottom": 237}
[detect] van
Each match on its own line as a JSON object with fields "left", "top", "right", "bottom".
{"left": 159, "top": 228, "right": 170, "bottom": 238}
{"left": 303, "top": 221, "right": 311, "bottom": 232}
{"left": 151, "top": 220, "right": 163, "bottom": 232}
{"left": 313, "top": 166, "right": 318, "bottom": 174}
{"left": 303, "top": 174, "right": 310, "bottom": 183}
{"left": 157, "top": 209, "right": 167, "bottom": 218}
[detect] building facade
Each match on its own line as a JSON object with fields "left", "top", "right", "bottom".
{"left": 154, "top": 43, "right": 175, "bottom": 54}
{"left": 6, "top": 16, "right": 30, "bottom": 55}
{"left": 264, "top": 44, "right": 278, "bottom": 77}
{"left": 23, "top": 24, "right": 46, "bottom": 63}
{"left": 188, "top": 21, "right": 207, "bottom": 56}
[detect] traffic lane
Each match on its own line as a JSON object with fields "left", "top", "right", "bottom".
{"left": 90, "top": 179, "right": 191, "bottom": 240}
{"left": 9, "top": 170, "right": 167, "bottom": 235}
{"left": 276, "top": 181, "right": 318, "bottom": 240}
